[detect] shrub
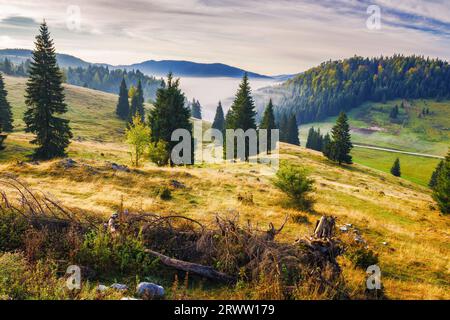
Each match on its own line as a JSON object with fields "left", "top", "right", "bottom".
{"left": 155, "top": 186, "right": 172, "bottom": 200}
{"left": 0, "top": 210, "right": 28, "bottom": 251}
{"left": 345, "top": 246, "right": 379, "bottom": 269}
{"left": 149, "top": 140, "right": 169, "bottom": 166}
{"left": 291, "top": 213, "right": 309, "bottom": 224}
{"left": 77, "top": 229, "right": 155, "bottom": 275}
{"left": 273, "top": 164, "right": 314, "bottom": 209}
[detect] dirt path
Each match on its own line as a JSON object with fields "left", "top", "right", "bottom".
{"left": 353, "top": 144, "right": 445, "bottom": 159}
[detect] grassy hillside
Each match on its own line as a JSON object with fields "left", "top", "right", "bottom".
{"left": 299, "top": 98, "right": 449, "bottom": 186}
{"left": 0, "top": 76, "right": 448, "bottom": 299}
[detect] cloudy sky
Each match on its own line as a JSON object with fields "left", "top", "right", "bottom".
{"left": 1, "top": 0, "right": 450, "bottom": 75}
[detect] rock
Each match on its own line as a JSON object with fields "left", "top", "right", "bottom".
{"left": 382, "top": 242, "right": 388, "bottom": 246}
{"left": 340, "top": 226, "right": 348, "bottom": 232}
{"left": 121, "top": 297, "right": 141, "bottom": 300}
{"left": 111, "top": 283, "right": 128, "bottom": 291}
{"left": 97, "top": 284, "right": 109, "bottom": 292}
{"left": 170, "top": 179, "right": 186, "bottom": 189}
{"left": 136, "top": 282, "right": 165, "bottom": 300}
{"left": 345, "top": 223, "right": 352, "bottom": 227}
{"left": 60, "top": 158, "right": 77, "bottom": 169}
{"left": 111, "top": 163, "right": 130, "bottom": 172}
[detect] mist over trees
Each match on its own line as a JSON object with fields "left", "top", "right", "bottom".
{"left": 212, "top": 101, "right": 225, "bottom": 132}
{"left": 269, "top": 55, "right": 450, "bottom": 123}
{"left": 190, "top": 99, "right": 202, "bottom": 120}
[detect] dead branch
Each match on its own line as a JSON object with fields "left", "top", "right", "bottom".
{"left": 145, "top": 249, "right": 236, "bottom": 283}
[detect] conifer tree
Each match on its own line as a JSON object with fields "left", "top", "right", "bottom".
{"left": 23, "top": 22, "right": 72, "bottom": 160}
{"left": 390, "top": 158, "right": 401, "bottom": 177}
{"left": 259, "top": 99, "right": 277, "bottom": 152}
{"left": 211, "top": 101, "right": 225, "bottom": 132}
{"left": 432, "top": 151, "right": 449, "bottom": 214}
{"left": 429, "top": 160, "right": 444, "bottom": 189}
{"left": 116, "top": 78, "right": 130, "bottom": 120}
{"left": 286, "top": 114, "right": 300, "bottom": 146}
{"left": 148, "top": 73, "right": 193, "bottom": 165}
{"left": 0, "top": 72, "right": 13, "bottom": 132}
{"left": 225, "top": 73, "right": 257, "bottom": 160}
{"left": 327, "top": 112, "right": 353, "bottom": 165}
{"left": 191, "top": 99, "right": 202, "bottom": 119}
{"left": 279, "top": 114, "right": 289, "bottom": 142}
{"left": 322, "top": 133, "right": 332, "bottom": 158}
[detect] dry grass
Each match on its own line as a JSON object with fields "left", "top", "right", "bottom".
{"left": 1, "top": 140, "right": 448, "bottom": 299}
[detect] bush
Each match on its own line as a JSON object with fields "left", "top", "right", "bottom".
{"left": 0, "top": 210, "right": 28, "bottom": 251}
{"left": 273, "top": 164, "right": 314, "bottom": 209}
{"left": 155, "top": 186, "right": 172, "bottom": 200}
{"left": 345, "top": 246, "right": 379, "bottom": 269}
{"left": 149, "top": 140, "right": 169, "bottom": 166}
{"left": 77, "top": 229, "right": 155, "bottom": 275}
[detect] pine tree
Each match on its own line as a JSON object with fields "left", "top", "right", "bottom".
{"left": 191, "top": 99, "right": 202, "bottom": 119}
{"left": 390, "top": 158, "right": 401, "bottom": 177}
{"left": 129, "top": 80, "right": 145, "bottom": 123}
{"left": 115, "top": 78, "right": 130, "bottom": 120}
{"left": 225, "top": 73, "right": 257, "bottom": 160}
{"left": 3, "top": 58, "right": 12, "bottom": 75}
{"left": 286, "top": 114, "right": 300, "bottom": 146}
{"left": 429, "top": 160, "right": 444, "bottom": 189}
{"left": 432, "top": 151, "right": 449, "bottom": 214}
{"left": 259, "top": 99, "right": 277, "bottom": 152}
{"left": 322, "top": 133, "right": 331, "bottom": 158}
{"left": 211, "top": 101, "right": 225, "bottom": 132}
{"left": 23, "top": 22, "right": 72, "bottom": 160}
{"left": 327, "top": 112, "right": 353, "bottom": 165}
{"left": 0, "top": 72, "right": 14, "bottom": 132}
{"left": 148, "top": 73, "right": 193, "bottom": 165}
{"left": 279, "top": 114, "right": 288, "bottom": 142}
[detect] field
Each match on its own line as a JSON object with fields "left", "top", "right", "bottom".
{"left": 299, "top": 99, "right": 449, "bottom": 186}
{"left": 0, "top": 76, "right": 449, "bottom": 300}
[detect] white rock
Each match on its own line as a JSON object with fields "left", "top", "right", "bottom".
{"left": 97, "top": 284, "right": 109, "bottom": 292}
{"left": 340, "top": 226, "right": 348, "bottom": 232}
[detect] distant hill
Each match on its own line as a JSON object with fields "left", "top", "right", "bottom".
{"left": 114, "top": 60, "right": 271, "bottom": 79}
{"left": 255, "top": 55, "right": 450, "bottom": 123}
{"left": 0, "top": 49, "right": 91, "bottom": 69}
{"left": 0, "top": 49, "right": 272, "bottom": 79}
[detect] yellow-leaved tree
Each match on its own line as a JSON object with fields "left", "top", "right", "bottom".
{"left": 125, "top": 115, "right": 150, "bottom": 167}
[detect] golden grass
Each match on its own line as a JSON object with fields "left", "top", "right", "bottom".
{"left": 1, "top": 140, "right": 448, "bottom": 300}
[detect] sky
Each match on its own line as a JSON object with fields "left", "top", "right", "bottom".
{"left": 1, "top": 0, "right": 450, "bottom": 75}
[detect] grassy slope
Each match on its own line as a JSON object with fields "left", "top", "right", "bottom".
{"left": 1, "top": 76, "right": 449, "bottom": 299}
{"left": 299, "top": 99, "right": 449, "bottom": 186}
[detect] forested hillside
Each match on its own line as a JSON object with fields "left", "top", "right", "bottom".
{"left": 257, "top": 55, "right": 450, "bottom": 123}
{"left": 0, "top": 58, "right": 163, "bottom": 102}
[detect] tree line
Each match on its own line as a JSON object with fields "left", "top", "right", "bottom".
{"left": 271, "top": 55, "right": 450, "bottom": 124}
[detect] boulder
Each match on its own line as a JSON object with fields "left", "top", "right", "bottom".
{"left": 111, "top": 163, "right": 130, "bottom": 172}
{"left": 111, "top": 283, "right": 129, "bottom": 291}
{"left": 170, "top": 179, "right": 186, "bottom": 189}
{"left": 136, "top": 282, "right": 165, "bottom": 300}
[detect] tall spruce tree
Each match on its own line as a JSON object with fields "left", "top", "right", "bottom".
{"left": 287, "top": 114, "right": 300, "bottom": 146}
{"left": 327, "top": 111, "right": 353, "bottom": 165}
{"left": 116, "top": 78, "right": 130, "bottom": 120}
{"left": 211, "top": 101, "right": 225, "bottom": 132}
{"left": 390, "top": 158, "right": 401, "bottom": 177}
{"left": 191, "top": 99, "right": 202, "bottom": 119}
{"left": 23, "top": 22, "right": 72, "bottom": 160}
{"left": 259, "top": 99, "right": 277, "bottom": 152}
{"left": 279, "top": 114, "right": 289, "bottom": 143}
{"left": 225, "top": 73, "right": 257, "bottom": 161}
{"left": 432, "top": 151, "right": 449, "bottom": 214}
{"left": 129, "top": 80, "right": 145, "bottom": 122}
{"left": 0, "top": 72, "right": 13, "bottom": 132}
{"left": 148, "top": 73, "right": 193, "bottom": 165}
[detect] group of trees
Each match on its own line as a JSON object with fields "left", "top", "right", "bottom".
{"left": 271, "top": 55, "right": 450, "bottom": 123}
{"left": 0, "top": 58, "right": 30, "bottom": 77}
{"left": 116, "top": 79, "right": 146, "bottom": 123}
{"left": 306, "top": 127, "right": 331, "bottom": 152}
{"left": 190, "top": 99, "right": 202, "bottom": 119}
{"left": 66, "top": 65, "right": 163, "bottom": 102}
{"left": 278, "top": 113, "right": 300, "bottom": 146}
